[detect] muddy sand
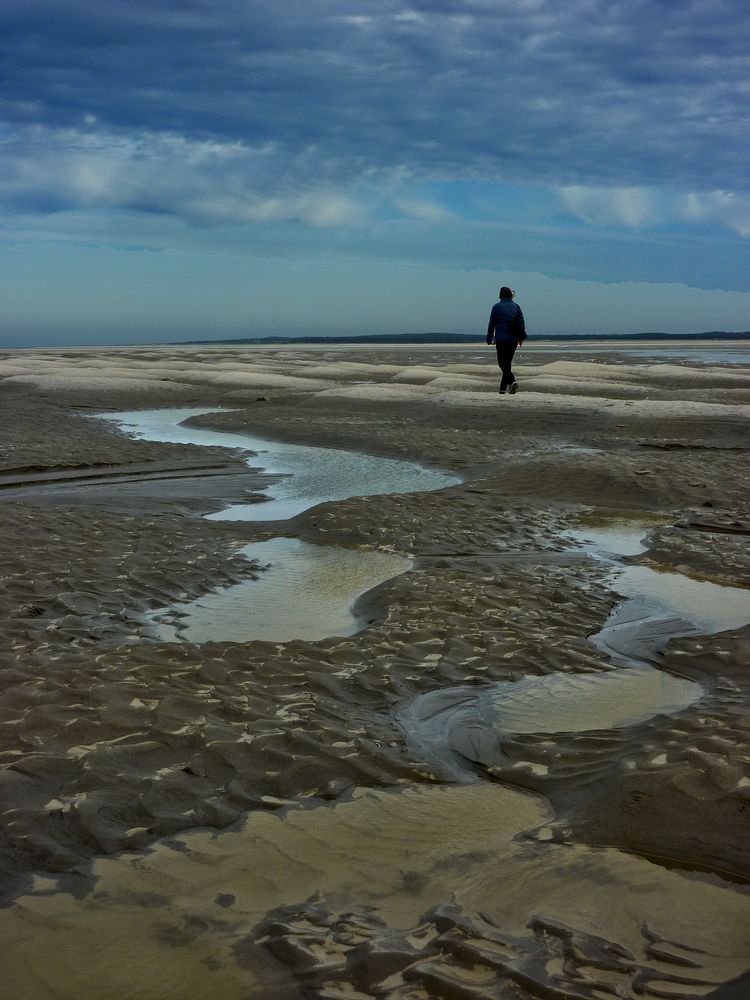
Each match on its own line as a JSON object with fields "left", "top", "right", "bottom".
{"left": 0, "top": 341, "right": 749, "bottom": 999}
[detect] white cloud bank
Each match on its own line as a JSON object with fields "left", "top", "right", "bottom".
{"left": 558, "top": 184, "right": 750, "bottom": 238}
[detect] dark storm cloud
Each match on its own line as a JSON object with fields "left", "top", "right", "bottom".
{"left": 1, "top": 0, "right": 749, "bottom": 294}
{"left": 2, "top": 0, "right": 748, "bottom": 190}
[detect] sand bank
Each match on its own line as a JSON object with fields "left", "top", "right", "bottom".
{"left": 0, "top": 342, "right": 749, "bottom": 998}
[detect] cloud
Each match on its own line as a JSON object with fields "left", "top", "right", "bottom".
{"left": 558, "top": 183, "right": 750, "bottom": 240}
{"left": 682, "top": 190, "right": 750, "bottom": 238}
{"left": 392, "top": 197, "right": 452, "bottom": 221}
{"left": 0, "top": 124, "right": 365, "bottom": 227}
{"left": 393, "top": 10, "right": 426, "bottom": 23}
{"left": 558, "top": 186, "right": 657, "bottom": 228}
{"left": 0, "top": 0, "right": 748, "bottom": 290}
{"left": 2, "top": 0, "right": 747, "bottom": 190}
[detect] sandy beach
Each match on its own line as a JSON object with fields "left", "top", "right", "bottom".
{"left": 1, "top": 340, "right": 749, "bottom": 999}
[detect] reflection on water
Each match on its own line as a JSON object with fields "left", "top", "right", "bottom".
{"left": 102, "top": 407, "right": 459, "bottom": 520}
{"left": 481, "top": 665, "right": 700, "bottom": 734}
{"left": 564, "top": 521, "right": 652, "bottom": 557}
{"left": 400, "top": 657, "right": 702, "bottom": 785}
{"left": 566, "top": 521, "right": 750, "bottom": 636}
{"left": 611, "top": 564, "right": 749, "bottom": 634}
{"left": 403, "top": 665, "right": 702, "bottom": 776}
{"left": 150, "top": 537, "right": 410, "bottom": 643}
{"left": 101, "top": 407, "right": 441, "bottom": 644}
{"left": 403, "top": 517, "right": 750, "bottom": 759}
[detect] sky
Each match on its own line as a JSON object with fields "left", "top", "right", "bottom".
{"left": 1, "top": 0, "right": 749, "bottom": 347}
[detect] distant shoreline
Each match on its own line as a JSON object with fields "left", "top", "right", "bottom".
{"left": 171, "top": 331, "right": 750, "bottom": 346}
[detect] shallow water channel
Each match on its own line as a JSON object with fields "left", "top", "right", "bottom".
{"left": 401, "top": 519, "right": 749, "bottom": 773}
{"left": 566, "top": 521, "right": 750, "bottom": 657}
{"left": 149, "top": 537, "right": 410, "bottom": 643}
{"left": 103, "top": 410, "right": 749, "bottom": 739}
{"left": 104, "top": 407, "right": 458, "bottom": 521}
{"left": 8, "top": 407, "right": 743, "bottom": 998}
{"left": 102, "top": 407, "right": 452, "bottom": 642}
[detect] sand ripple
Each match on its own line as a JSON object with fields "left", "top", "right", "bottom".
{"left": 1, "top": 344, "right": 750, "bottom": 998}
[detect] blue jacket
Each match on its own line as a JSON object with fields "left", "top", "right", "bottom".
{"left": 487, "top": 299, "right": 526, "bottom": 344}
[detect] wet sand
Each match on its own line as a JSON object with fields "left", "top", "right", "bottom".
{"left": 0, "top": 341, "right": 749, "bottom": 998}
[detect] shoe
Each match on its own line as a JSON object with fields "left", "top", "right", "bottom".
{"left": 498, "top": 387, "right": 506, "bottom": 394}
{"left": 509, "top": 382, "right": 519, "bottom": 394}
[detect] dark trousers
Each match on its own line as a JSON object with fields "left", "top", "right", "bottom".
{"left": 495, "top": 341, "right": 517, "bottom": 390}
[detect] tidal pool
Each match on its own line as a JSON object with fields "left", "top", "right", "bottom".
{"left": 149, "top": 537, "right": 410, "bottom": 643}
{"left": 566, "top": 521, "right": 750, "bottom": 642}
{"left": 100, "top": 407, "right": 449, "bottom": 643}
{"left": 402, "top": 518, "right": 750, "bottom": 764}
{"left": 401, "top": 663, "right": 703, "bottom": 777}
{"left": 101, "top": 407, "right": 459, "bottom": 520}
{"left": 481, "top": 665, "right": 700, "bottom": 735}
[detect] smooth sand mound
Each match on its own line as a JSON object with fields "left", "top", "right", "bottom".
{"left": 310, "top": 378, "right": 750, "bottom": 418}
{"left": 643, "top": 363, "right": 750, "bottom": 385}
{"left": 523, "top": 375, "right": 656, "bottom": 397}
{"left": 75, "top": 359, "right": 174, "bottom": 371}
{"left": 174, "top": 370, "right": 337, "bottom": 391}
{"left": 67, "top": 365, "right": 193, "bottom": 382}
{"left": 430, "top": 387, "right": 750, "bottom": 420}
{"left": 538, "top": 360, "right": 645, "bottom": 380}
{"left": 426, "top": 375, "right": 494, "bottom": 392}
{"left": 1, "top": 373, "right": 191, "bottom": 394}
{"left": 440, "top": 363, "right": 496, "bottom": 375}
{"left": 314, "top": 383, "right": 433, "bottom": 402}
{"left": 296, "top": 362, "right": 403, "bottom": 379}
{"left": 190, "top": 360, "right": 287, "bottom": 372}
{"left": 390, "top": 365, "right": 443, "bottom": 384}
{"left": 537, "top": 360, "right": 750, "bottom": 387}
{"left": 0, "top": 361, "right": 70, "bottom": 377}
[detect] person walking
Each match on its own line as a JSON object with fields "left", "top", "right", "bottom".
{"left": 486, "top": 287, "right": 526, "bottom": 394}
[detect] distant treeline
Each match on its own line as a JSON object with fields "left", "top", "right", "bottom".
{"left": 174, "top": 330, "right": 750, "bottom": 346}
